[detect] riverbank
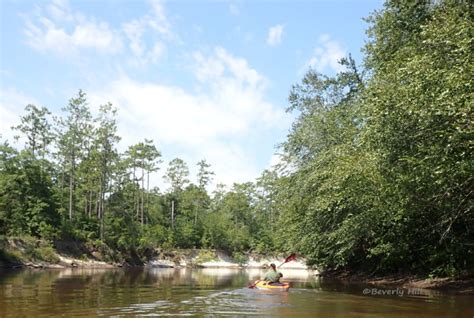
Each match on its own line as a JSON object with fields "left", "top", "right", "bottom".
{"left": 0, "top": 237, "right": 116, "bottom": 269}
{"left": 2, "top": 238, "right": 472, "bottom": 294}
{"left": 0, "top": 237, "right": 308, "bottom": 270}
{"left": 321, "top": 270, "right": 474, "bottom": 294}
{"left": 147, "top": 249, "right": 309, "bottom": 269}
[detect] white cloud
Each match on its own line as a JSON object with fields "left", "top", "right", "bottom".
{"left": 196, "top": 141, "right": 261, "bottom": 186}
{"left": 46, "top": 0, "right": 74, "bottom": 22}
{"left": 229, "top": 3, "right": 240, "bottom": 16}
{"left": 15, "top": 1, "right": 290, "bottom": 189}
{"left": 193, "top": 47, "right": 265, "bottom": 91}
{"left": 123, "top": 20, "right": 146, "bottom": 57}
{"left": 305, "top": 34, "right": 346, "bottom": 73}
{"left": 150, "top": 42, "right": 165, "bottom": 63}
{"left": 22, "top": 0, "right": 172, "bottom": 61}
{"left": 267, "top": 24, "right": 284, "bottom": 46}
{"left": 88, "top": 47, "right": 290, "bottom": 189}
{"left": 147, "top": 0, "right": 172, "bottom": 37}
{"left": 0, "top": 88, "right": 38, "bottom": 146}
{"left": 23, "top": 2, "right": 123, "bottom": 56}
{"left": 72, "top": 22, "right": 122, "bottom": 51}
{"left": 122, "top": 0, "right": 174, "bottom": 65}
{"left": 123, "top": 18, "right": 166, "bottom": 65}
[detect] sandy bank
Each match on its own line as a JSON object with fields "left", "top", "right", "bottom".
{"left": 147, "top": 249, "right": 311, "bottom": 270}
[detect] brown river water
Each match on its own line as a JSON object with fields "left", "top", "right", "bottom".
{"left": 0, "top": 268, "right": 472, "bottom": 317}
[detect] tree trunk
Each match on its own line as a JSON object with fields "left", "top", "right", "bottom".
{"left": 100, "top": 183, "right": 105, "bottom": 240}
{"left": 194, "top": 205, "right": 197, "bottom": 226}
{"left": 98, "top": 172, "right": 103, "bottom": 222}
{"left": 132, "top": 166, "right": 136, "bottom": 217}
{"left": 40, "top": 143, "right": 45, "bottom": 179}
{"left": 69, "top": 170, "right": 74, "bottom": 220}
{"left": 141, "top": 166, "right": 145, "bottom": 226}
{"left": 94, "top": 193, "right": 99, "bottom": 219}
{"left": 88, "top": 190, "right": 93, "bottom": 218}
{"left": 31, "top": 136, "right": 36, "bottom": 158}
{"left": 146, "top": 170, "right": 150, "bottom": 225}
{"left": 60, "top": 164, "right": 65, "bottom": 211}
{"left": 171, "top": 200, "right": 175, "bottom": 229}
{"left": 84, "top": 194, "right": 88, "bottom": 216}
{"left": 69, "top": 151, "right": 75, "bottom": 221}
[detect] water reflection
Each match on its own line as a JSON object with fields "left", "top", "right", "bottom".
{"left": 0, "top": 268, "right": 472, "bottom": 317}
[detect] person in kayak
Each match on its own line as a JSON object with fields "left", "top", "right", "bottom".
{"left": 262, "top": 263, "right": 282, "bottom": 284}
{"left": 277, "top": 272, "right": 283, "bottom": 283}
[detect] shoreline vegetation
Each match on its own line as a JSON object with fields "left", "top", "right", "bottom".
{"left": 1, "top": 237, "right": 473, "bottom": 294}
{"left": 0, "top": 237, "right": 309, "bottom": 270}
{"left": 1, "top": 0, "right": 472, "bottom": 296}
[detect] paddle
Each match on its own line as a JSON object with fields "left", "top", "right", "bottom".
{"left": 248, "top": 279, "right": 260, "bottom": 289}
{"left": 277, "top": 253, "right": 297, "bottom": 268}
{"left": 248, "top": 253, "right": 297, "bottom": 288}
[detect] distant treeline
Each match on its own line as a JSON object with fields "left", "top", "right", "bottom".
{"left": 0, "top": 89, "right": 279, "bottom": 262}
{"left": 1, "top": 0, "right": 472, "bottom": 275}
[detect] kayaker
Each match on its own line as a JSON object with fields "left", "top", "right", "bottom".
{"left": 276, "top": 272, "right": 283, "bottom": 283}
{"left": 262, "top": 263, "right": 282, "bottom": 284}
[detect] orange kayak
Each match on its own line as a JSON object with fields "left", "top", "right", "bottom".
{"left": 254, "top": 280, "right": 290, "bottom": 291}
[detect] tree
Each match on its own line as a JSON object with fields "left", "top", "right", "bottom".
{"left": 255, "top": 169, "right": 279, "bottom": 229}
{"left": 276, "top": 0, "right": 473, "bottom": 275}
{"left": 163, "top": 158, "right": 190, "bottom": 230}
{"left": 94, "top": 103, "right": 120, "bottom": 238}
{"left": 55, "top": 90, "right": 92, "bottom": 221}
{"left": 277, "top": 54, "right": 381, "bottom": 270}
{"left": 202, "top": 183, "right": 257, "bottom": 252}
{"left": 125, "top": 140, "right": 161, "bottom": 226}
{"left": 164, "top": 158, "right": 190, "bottom": 193}
{"left": 141, "top": 140, "right": 161, "bottom": 225}
{"left": 0, "top": 143, "right": 59, "bottom": 239}
{"left": 362, "top": 0, "right": 473, "bottom": 274}
{"left": 12, "top": 104, "right": 52, "bottom": 160}
{"left": 196, "top": 159, "right": 214, "bottom": 189}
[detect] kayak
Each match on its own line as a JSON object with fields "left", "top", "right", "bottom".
{"left": 254, "top": 280, "right": 290, "bottom": 291}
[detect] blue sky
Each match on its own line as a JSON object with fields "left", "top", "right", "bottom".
{"left": 0, "top": 0, "right": 383, "bottom": 190}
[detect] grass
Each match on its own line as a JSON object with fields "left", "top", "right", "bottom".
{"left": 2, "top": 236, "right": 60, "bottom": 265}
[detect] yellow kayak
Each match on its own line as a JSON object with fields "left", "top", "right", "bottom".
{"left": 254, "top": 280, "right": 290, "bottom": 291}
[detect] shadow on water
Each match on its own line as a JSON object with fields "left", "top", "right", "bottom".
{"left": 0, "top": 268, "right": 472, "bottom": 317}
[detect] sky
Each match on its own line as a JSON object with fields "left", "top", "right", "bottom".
{"left": 0, "top": 0, "right": 383, "bottom": 191}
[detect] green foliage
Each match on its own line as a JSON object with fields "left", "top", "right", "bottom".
{"left": 275, "top": 0, "right": 473, "bottom": 276}
{"left": 139, "top": 224, "right": 171, "bottom": 250}
{"left": 196, "top": 249, "right": 217, "bottom": 264}
{"left": 0, "top": 238, "right": 24, "bottom": 265}
{"left": 0, "top": 145, "right": 60, "bottom": 238}
{"left": 164, "top": 158, "right": 190, "bottom": 192}
{"left": 12, "top": 104, "right": 52, "bottom": 159}
{"left": 361, "top": 0, "right": 473, "bottom": 275}
{"left": 201, "top": 211, "right": 231, "bottom": 250}
{"left": 197, "top": 159, "right": 214, "bottom": 189}
{"left": 4, "top": 237, "right": 60, "bottom": 263}
{"left": 173, "top": 216, "right": 199, "bottom": 248}
{"left": 232, "top": 252, "right": 248, "bottom": 266}
{"left": 0, "top": 248, "right": 24, "bottom": 265}
{"left": 35, "top": 244, "right": 60, "bottom": 263}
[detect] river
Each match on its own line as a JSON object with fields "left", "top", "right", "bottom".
{"left": 0, "top": 268, "right": 471, "bottom": 317}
